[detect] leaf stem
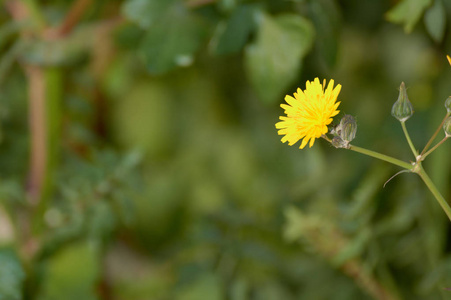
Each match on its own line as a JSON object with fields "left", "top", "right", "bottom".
{"left": 348, "top": 145, "right": 413, "bottom": 170}
{"left": 401, "top": 121, "right": 418, "bottom": 157}
{"left": 420, "top": 112, "right": 450, "bottom": 156}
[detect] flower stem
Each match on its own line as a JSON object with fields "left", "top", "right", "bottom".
{"left": 420, "top": 136, "right": 448, "bottom": 160}
{"left": 348, "top": 145, "right": 413, "bottom": 170}
{"left": 349, "top": 144, "right": 451, "bottom": 221}
{"left": 417, "top": 165, "right": 451, "bottom": 221}
{"left": 420, "top": 112, "right": 450, "bottom": 156}
{"left": 401, "top": 121, "right": 418, "bottom": 157}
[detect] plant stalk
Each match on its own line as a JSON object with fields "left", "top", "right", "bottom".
{"left": 420, "top": 112, "right": 450, "bottom": 156}
{"left": 348, "top": 145, "right": 413, "bottom": 170}
{"left": 417, "top": 165, "right": 451, "bottom": 222}
{"left": 401, "top": 121, "right": 418, "bottom": 158}
{"left": 420, "top": 136, "right": 448, "bottom": 160}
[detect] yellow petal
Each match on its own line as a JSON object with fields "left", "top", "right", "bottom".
{"left": 276, "top": 78, "right": 342, "bottom": 150}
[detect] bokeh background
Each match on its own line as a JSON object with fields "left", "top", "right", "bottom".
{"left": 0, "top": 0, "right": 451, "bottom": 299}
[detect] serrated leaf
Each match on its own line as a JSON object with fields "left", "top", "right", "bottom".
{"left": 244, "top": 13, "right": 315, "bottom": 103}
{"left": 0, "top": 249, "right": 25, "bottom": 300}
{"left": 122, "top": 0, "right": 177, "bottom": 29}
{"left": 386, "top": 0, "right": 432, "bottom": 33}
{"left": 210, "top": 5, "right": 256, "bottom": 55}
{"left": 140, "top": 8, "right": 206, "bottom": 74}
{"left": 308, "top": 0, "right": 341, "bottom": 68}
{"left": 424, "top": 0, "right": 446, "bottom": 43}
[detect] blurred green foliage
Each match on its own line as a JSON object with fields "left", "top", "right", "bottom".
{"left": 0, "top": 0, "right": 450, "bottom": 299}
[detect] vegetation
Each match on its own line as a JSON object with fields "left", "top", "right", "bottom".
{"left": 0, "top": 0, "right": 450, "bottom": 299}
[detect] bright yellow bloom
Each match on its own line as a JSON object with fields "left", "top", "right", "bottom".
{"left": 275, "top": 78, "right": 341, "bottom": 149}
{"left": 447, "top": 55, "right": 451, "bottom": 66}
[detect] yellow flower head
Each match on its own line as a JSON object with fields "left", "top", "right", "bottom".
{"left": 447, "top": 55, "right": 451, "bottom": 66}
{"left": 275, "top": 78, "right": 341, "bottom": 149}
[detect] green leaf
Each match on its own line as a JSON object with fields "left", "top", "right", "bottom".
{"left": 37, "top": 241, "right": 100, "bottom": 300}
{"left": 386, "top": 0, "right": 433, "bottom": 33}
{"left": 244, "top": 13, "right": 315, "bottom": 103}
{"left": 139, "top": 8, "right": 206, "bottom": 74}
{"left": 122, "top": 0, "right": 177, "bottom": 29}
{"left": 308, "top": 0, "right": 341, "bottom": 68}
{"left": 209, "top": 5, "right": 257, "bottom": 55}
{"left": 424, "top": 0, "right": 446, "bottom": 43}
{"left": 0, "top": 248, "right": 25, "bottom": 300}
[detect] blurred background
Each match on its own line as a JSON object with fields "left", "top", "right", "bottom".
{"left": 0, "top": 0, "right": 450, "bottom": 299}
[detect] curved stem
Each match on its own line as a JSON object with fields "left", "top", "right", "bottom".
{"left": 420, "top": 112, "right": 450, "bottom": 156}
{"left": 348, "top": 145, "right": 413, "bottom": 170}
{"left": 421, "top": 136, "right": 448, "bottom": 160}
{"left": 417, "top": 166, "right": 451, "bottom": 221}
{"left": 401, "top": 121, "right": 418, "bottom": 157}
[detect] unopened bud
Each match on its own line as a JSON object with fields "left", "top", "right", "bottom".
{"left": 338, "top": 115, "right": 357, "bottom": 142}
{"left": 391, "top": 82, "right": 414, "bottom": 122}
{"left": 445, "top": 97, "right": 451, "bottom": 114}
{"left": 444, "top": 116, "right": 451, "bottom": 137}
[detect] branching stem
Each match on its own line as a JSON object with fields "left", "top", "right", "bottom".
{"left": 420, "top": 136, "right": 448, "bottom": 160}
{"left": 420, "top": 112, "right": 450, "bottom": 156}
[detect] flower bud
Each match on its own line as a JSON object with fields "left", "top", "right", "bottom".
{"left": 444, "top": 116, "right": 451, "bottom": 137}
{"left": 338, "top": 114, "right": 357, "bottom": 143}
{"left": 391, "top": 82, "right": 414, "bottom": 122}
{"left": 445, "top": 96, "right": 451, "bottom": 114}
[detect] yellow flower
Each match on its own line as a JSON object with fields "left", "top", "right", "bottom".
{"left": 447, "top": 55, "right": 451, "bottom": 66}
{"left": 275, "top": 78, "right": 341, "bottom": 149}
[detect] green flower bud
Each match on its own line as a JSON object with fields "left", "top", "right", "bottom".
{"left": 391, "top": 82, "right": 414, "bottom": 122}
{"left": 338, "top": 114, "right": 357, "bottom": 143}
{"left": 445, "top": 97, "right": 451, "bottom": 114}
{"left": 444, "top": 116, "right": 451, "bottom": 137}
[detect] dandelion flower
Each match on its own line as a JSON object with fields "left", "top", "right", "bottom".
{"left": 275, "top": 78, "right": 341, "bottom": 149}
{"left": 447, "top": 55, "right": 451, "bottom": 66}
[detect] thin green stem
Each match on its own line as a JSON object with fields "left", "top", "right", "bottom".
{"left": 420, "top": 112, "right": 450, "bottom": 156}
{"left": 348, "top": 145, "right": 413, "bottom": 170}
{"left": 417, "top": 165, "right": 451, "bottom": 221}
{"left": 421, "top": 136, "right": 448, "bottom": 160}
{"left": 401, "top": 121, "right": 418, "bottom": 158}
